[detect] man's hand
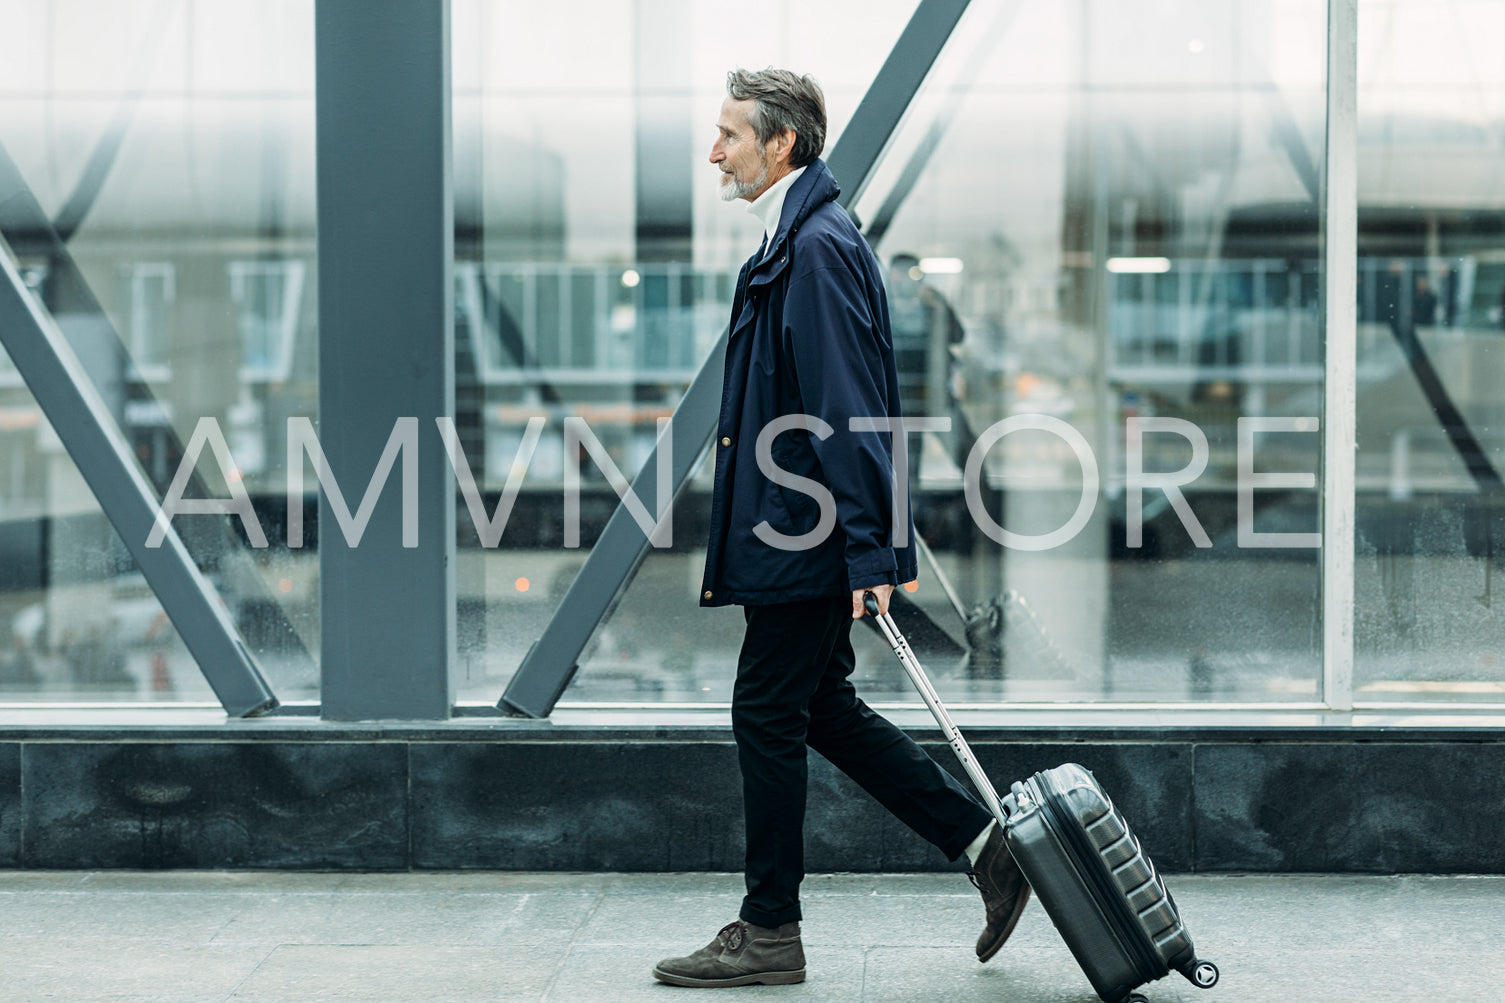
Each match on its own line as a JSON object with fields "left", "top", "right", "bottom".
{"left": 853, "top": 583, "right": 896, "bottom": 619}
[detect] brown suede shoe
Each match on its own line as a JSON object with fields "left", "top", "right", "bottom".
{"left": 970, "top": 823, "right": 1031, "bottom": 962}
{"left": 652, "top": 919, "right": 806, "bottom": 987}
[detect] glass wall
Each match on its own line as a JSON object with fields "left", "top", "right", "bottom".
{"left": 1353, "top": 0, "right": 1505, "bottom": 704}
{"left": 0, "top": 1, "right": 318, "bottom": 703}
{"left": 1, "top": 0, "right": 1499, "bottom": 716}
{"left": 451, "top": 0, "right": 1334, "bottom": 707}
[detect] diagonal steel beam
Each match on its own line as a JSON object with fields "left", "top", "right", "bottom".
{"left": 0, "top": 242, "right": 277, "bottom": 717}
{"left": 498, "top": 340, "right": 724, "bottom": 717}
{"left": 0, "top": 140, "right": 319, "bottom": 688}
{"left": 823, "top": 0, "right": 973, "bottom": 212}
{"left": 500, "top": 0, "right": 973, "bottom": 717}
{"left": 1391, "top": 320, "right": 1504, "bottom": 494}
{"left": 864, "top": 0, "right": 1021, "bottom": 249}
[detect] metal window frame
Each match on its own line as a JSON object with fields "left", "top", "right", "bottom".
{"left": 1322, "top": 0, "right": 1357, "bottom": 712}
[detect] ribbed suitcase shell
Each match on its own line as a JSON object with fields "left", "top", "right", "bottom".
{"left": 860, "top": 597, "right": 1216, "bottom": 1001}
{"left": 1002, "top": 763, "right": 1198, "bottom": 1003}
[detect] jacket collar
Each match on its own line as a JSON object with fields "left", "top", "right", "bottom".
{"left": 740, "top": 159, "right": 841, "bottom": 291}
{"left": 766, "top": 158, "right": 839, "bottom": 255}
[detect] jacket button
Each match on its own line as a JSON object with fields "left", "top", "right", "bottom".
{"left": 721, "top": 436, "right": 731, "bottom": 447}
{"left": 703, "top": 590, "right": 713, "bottom": 600}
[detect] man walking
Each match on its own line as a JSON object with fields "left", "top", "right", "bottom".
{"left": 651, "top": 68, "right": 1030, "bottom": 989}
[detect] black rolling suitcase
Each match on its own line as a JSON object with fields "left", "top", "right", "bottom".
{"left": 1002, "top": 764, "right": 1219, "bottom": 1001}
{"left": 863, "top": 593, "right": 1220, "bottom": 1003}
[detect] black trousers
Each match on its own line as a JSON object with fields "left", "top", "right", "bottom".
{"left": 733, "top": 595, "right": 993, "bottom": 928}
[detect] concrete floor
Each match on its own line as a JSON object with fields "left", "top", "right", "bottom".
{"left": 0, "top": 870, "right": 1499, "bottom": 1002}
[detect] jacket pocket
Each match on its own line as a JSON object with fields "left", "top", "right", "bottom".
{"left": 765, "top": 441, "right": 828, "bottom": 538}
{"left": 774, "top": 479, "right": 820, "bottom": 533}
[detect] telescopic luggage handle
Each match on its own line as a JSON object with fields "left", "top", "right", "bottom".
{"left": 862, "top": 589, "right": 1008, "bottom": 828}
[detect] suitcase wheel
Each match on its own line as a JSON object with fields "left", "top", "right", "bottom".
{"left": 1190, "top": 959, "right": 1220, "bottom": 989}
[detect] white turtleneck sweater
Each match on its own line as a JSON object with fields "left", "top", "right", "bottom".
{"left": 745, "top": 165, "right": 807, "bottom": 245}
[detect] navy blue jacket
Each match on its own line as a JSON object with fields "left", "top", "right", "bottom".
{"left": 700, "top": 159, "right": 917, "bottom": 607}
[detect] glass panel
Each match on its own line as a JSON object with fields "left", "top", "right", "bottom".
{"left": 452, "top": 0, "right": 920, "bottom": 702}
{"left": 1353, "top": 0, "right": 1505, "bottom": 704}
{"left": 455, "top": 0, "right": 1333, "bottom": 707}
{"left": 0, "top": 1, "right": 318, "bottom": 704}
{"left": 850, "top": 0, "right": 1330, "bottom": 706}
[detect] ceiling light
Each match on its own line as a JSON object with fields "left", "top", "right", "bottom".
{"left": 1106, "top": 257, "right": 1172, "bottom": 273}
{"left": 918, "top": 257, "right": 964, "bottom": 274}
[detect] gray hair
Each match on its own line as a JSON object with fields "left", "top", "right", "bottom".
{"left": 725, "top": 68, "right": 827, "bottom": 169}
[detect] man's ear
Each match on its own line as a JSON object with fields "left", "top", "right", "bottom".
{"left": 771, "top": 128, "right": 797, "bottom": 166}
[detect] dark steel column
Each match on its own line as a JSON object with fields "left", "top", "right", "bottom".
{"left": 315, "top": 0, "right": 455, "bottom": 720}
{"left": 501, "top": 0, "right": 973, "bottom": 717}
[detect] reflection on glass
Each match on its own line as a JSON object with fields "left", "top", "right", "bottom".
{"left": 0, "top": 360, "right": 211, "bottom": 703}
{"left": 1353, "top": 0, "right": 1505, "bottom": 704}
{"left": 120, "top": 263, "right": 174, "bottom": 375}
{"left": 230, "top": 261, "right": 306, "bottom": 381}
{"left": 0, "top": 1, "right": 318, "bottom": 703}
{"left": 849, "top": 1, "right": 1334, "bottom": 704}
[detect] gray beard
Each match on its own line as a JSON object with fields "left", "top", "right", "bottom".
{"left": 719, "top": 162, "right": 768, "bottom": 202}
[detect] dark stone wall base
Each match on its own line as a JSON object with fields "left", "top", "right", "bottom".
{"left": 2, "top": 733, "right": 1502, "bottom": 872}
